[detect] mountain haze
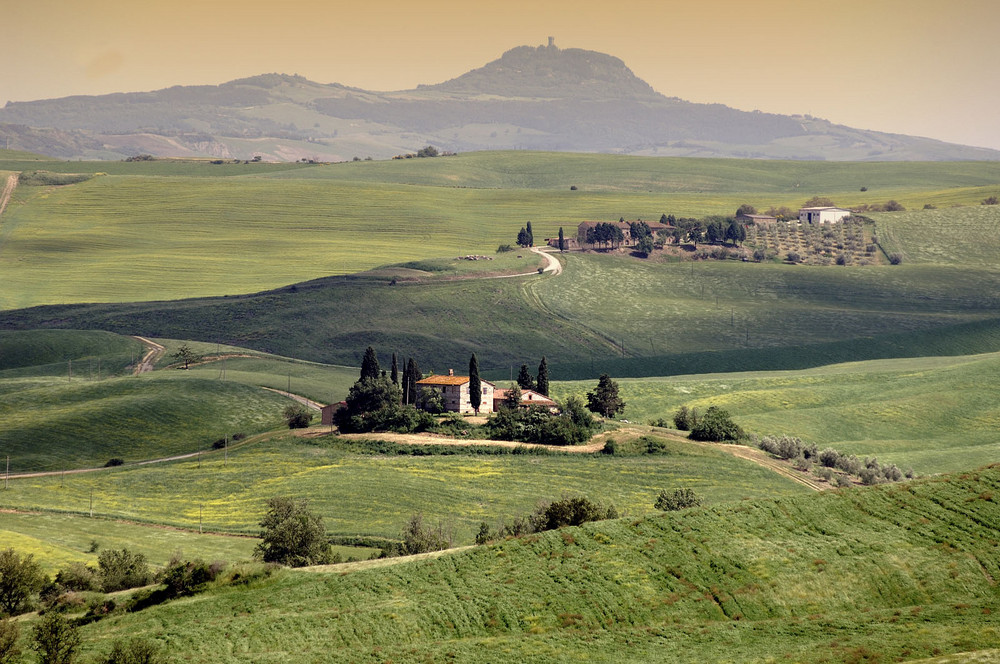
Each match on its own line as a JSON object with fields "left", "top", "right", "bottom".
{"left": 2, "top": 43, "right": 997, "bottom": 161}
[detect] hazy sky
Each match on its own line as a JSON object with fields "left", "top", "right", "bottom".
{"left": 4, "top": 0, "right": 1000, "bottom": 150}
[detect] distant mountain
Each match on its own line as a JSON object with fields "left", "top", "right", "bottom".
{"left": 2, "top": 43, "right": 998, "bottom": 162}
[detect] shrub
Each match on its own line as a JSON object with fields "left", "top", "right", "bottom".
{"left": 673, "top": 405, "right": 696, "bottom": 431}
{"left": 981, "top": 196, "right": 998, "bottom": 205}
{"left": 600, "top": 439, "right": 617, "bottom": 455}
{"left": 836, "top": 475, "right": 853, "bottom": 488}
{"left": 888, "top": 253, "right": 903, "bottom": 265}
{"left": 859, "top": 467, "right": 881, "bottom": 485}
{"left": 752, "top": 248, "right": 767, "bottom": 262}
{"left": 654, "top": 488, "right": 702, "bottom": 511}
{"left": 475, "top": 522, "right": 492, "bottom": 545}
{"left": 496, "top": 244, "right": 514, "bottom": 253}
{"left": 0, "top": 618, "right": 19, "bottom": 664}
{"left": 32, "top": 612, "right": 80, "bottom": 664}
{"left": 643, "top": 437, "right": 666, "bottom": 454}
{"left": 532, "top": 496, "right": 617, "bottom": 531}
{"left": 816, "top": 467, "right": 834, "bottom": 482}
{"left": 0, "top": 548, "right": 44, "bottom": 616}
{"left": 254, "top": 497, "right": 331, "bottom": 567}
{"left": 98, "top": 637, "right": 163, "bottom": 664}
{"left": 98, "top": 549, "right": 150, "bottom": 593}
{"left": 400, "top": 514, "right": 452, "bottom": 555}
{"left": 819, "top": 448, "right": 840, "bottom": 468}
{"left": 283, "top": 405, "right": 313, "bottom": 429}
{"left": 54, "top": 563, "right": 99, "bottom": 593}
{"left": 786, "top": 251, "right": 801, "bottom": 263}
{"left": 104, "top": 458, "right": 124, "bottom": 467}
{"left": 836, "top": 454, "right": 864, "bottom": 475}
{"left": 162, "top": 558, "right": 223, "bottom": 598}
{"left": 835, "top": 254, "right": 847, "bottom": 266}
{"left": 689, "top": 406, "right": 745, "bottom": 442}
{"left": 883, "top": 200, "right": 905, "bottom": 212}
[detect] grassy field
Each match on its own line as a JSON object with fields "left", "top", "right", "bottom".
{"left": 0, "top": 371, "right": 294, "bottom": 471}
{"left": 0, "top": 512, "right": 260, "bottom": 573}
{"left": 25, "top": 465, "right": 1000, "bottom": 663}
{"left": 553, "top": 351, "right": 1000, "bottom": 475}
{"left": 872, "top": 204, "right": 1000, "bottom": 267}
{"left": 2, "top": 152, "right": 999, "bottom": 308}
{"left": 0, "top": 329, "right": 144, "bottom": 377}
{"left": 0, "top": 432, "right": 808, "bottom": 544}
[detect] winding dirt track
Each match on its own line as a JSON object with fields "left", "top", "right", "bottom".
{"left": 0, "top": 173, "right": 17, "bottom": 218}
{"left": 132, "top": 336, "right": 165, "bottom": 375}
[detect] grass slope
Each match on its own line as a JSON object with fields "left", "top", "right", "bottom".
{"left": 60, "top": 466, "right": 1000, "bottom": 663}
{"left": 554, "top": 352, "right": 1000, "bottom": 475}
{"left": 0, "top": 372, "right": 291, "bottom": 471}
{"left": 0, "top": 433, "right": 808, "bottom": 543}
{"left": 1, "top": 152, "right": 999, "bottom": 308}
{"left": 0, "top": 329, "right": 144, "bottom": 377}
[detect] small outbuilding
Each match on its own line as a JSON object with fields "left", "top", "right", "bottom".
{"left": 321, "top": 401, "right": 346, "bottom": 426}
{"left": 798, "top": 207, "right": 851, "bottom": 224}
{"left": 493, "top": 388, "right": 558, "bottom": 413}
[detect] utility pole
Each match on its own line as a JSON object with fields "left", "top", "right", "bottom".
{"left": 68, "top": 360, "right": 72, "bottom": 382}
{"left": 4, "top": 456, "right": 8, "bottom": 490}
{"left": 89, "top": 490, "right": 94, "bottom": 518}
{"left": 224, "top": 435, "right": 228, "bottom": 466}
{"left": 200, "top": 505, "right": 203, "bottom": 534}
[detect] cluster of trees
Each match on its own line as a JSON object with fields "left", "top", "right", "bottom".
{"left": 475, "top": 495, "right": 618, "bottom": 544}
{"left": 673, "top": 405, "right": 745, "bottom": 442}
{"left": 515, "top": 357, "right": 549, "bottom": 396}
{"left": 584, "top": 222, "right": 625, "bottom": 249}
{"left": 516, "top": 221, "right": 534, "bottom": 247}
{"left": 753, "top": 435, "right": 912, "bottom": 486}
{"left": 486, "top": 395, "right": 595, "bottom": 446}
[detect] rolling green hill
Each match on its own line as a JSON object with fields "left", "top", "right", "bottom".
{"left": 1, "top": 152, "right": 998, "bottom": 308}
{"left": 38, "top": 465, "right": 1000, "bottom": 663}
{"left": 554, "top": 351, "right": 1000, "bottom": 474}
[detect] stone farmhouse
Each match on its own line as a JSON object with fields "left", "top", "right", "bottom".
{"left": 416, "top": 370, "right": 495, "bottom": 414}
{"left": 798, "top": 206, "right": 851, "bottom": 224}
{"left": 577, "top": 220, "right": 673, "bottom": 248}
{"left": 493, "top": 388, "right": 558, "bottom": 412}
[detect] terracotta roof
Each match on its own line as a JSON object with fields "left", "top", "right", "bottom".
{"left": 494, "top": 388, "right": 557, "bottom": 406}
{"left": 417, "top": 375, "right": 495, "bottom": 387}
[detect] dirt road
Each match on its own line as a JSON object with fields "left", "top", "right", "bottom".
{"left": 132, "top": 336, "right": 165, "bottom": 375}
{"left": 0, "top": 173, "right": 17, "bottom": 218}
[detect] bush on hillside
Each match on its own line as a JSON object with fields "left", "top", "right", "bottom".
{"left": 0, "top": 618, "right": 19, "bottom": 664}
{"left": 673, "top": 405, "right": 697, "bottom": 430}
{"left": 398, "top": 514, "right": 452, "bottom": 556}
{"left": 98, "top": 637, "right": 164, "bottom": 664}
{"left": 475, "top": 495, "right": 618, "bottom": 544}
{"left": 32, "top": 612, "right": 80, "bottom": 664}
{"left": 98, "top": 549, "right": 151, "bottom": 593}
{"left": 654, "top": 488, "right": 703, "bottom": 511}
{"left": 161, "top": 558, "right": 224, "bottom": 598}
{"left": 0, "top": 548, "right": 44, "bottom": 616}
{"left": 689, "top": 406, "right": 745, "bottom": 442}
{"left": 888, "top": 253, "right": 903, "bottom": 265}
{"left": 283, "top": 405, "right": 313, "bottom": 429}
{"left": 255, "top": 497, "right": 331, "bottom": 567}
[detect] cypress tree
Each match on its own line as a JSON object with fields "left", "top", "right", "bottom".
{"left": 469, "top": 354, "right": 481, "bottom": 414}
{"left": 401, "top": 358, "right": 410, "bottom": 404}
{"left": 406, "top": 357, "right": 422, "bottom": 405}
{"left": 516, "top": 364, "right": 534, "bottom": 390}
{"left": 390, "top": 353, "right": 399, "bottom": 386}
{"left": 536, "top": 356, "right": 549, "bottom": 396}
{"left": 525, "top": 221, "right": 534, "bottom": 247}
{"left": 558, "top": 227, "right": 565, "bottom": 252}
{"left": 360, "top": 346, "right": 380, "bottom": 381}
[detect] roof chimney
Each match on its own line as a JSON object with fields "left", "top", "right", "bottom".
{"left": 448, "top": 368, "right": 454, "bottom": 376}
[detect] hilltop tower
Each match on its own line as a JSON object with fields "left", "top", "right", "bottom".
{"left": 548, "top": 36, "right": 556, "bottom": 48}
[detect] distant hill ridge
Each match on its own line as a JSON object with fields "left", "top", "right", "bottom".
{"left": 2, "top": 42, "right": 998, "bottom": 162}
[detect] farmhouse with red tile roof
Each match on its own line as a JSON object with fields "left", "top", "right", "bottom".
{"left": 416, "top": 369, "right": 495, "bottom": 414}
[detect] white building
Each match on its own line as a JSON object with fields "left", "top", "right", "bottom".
{"left": 798, "top": 207, "right": 852, "bottom": 224}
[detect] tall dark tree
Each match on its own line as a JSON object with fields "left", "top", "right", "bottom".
{"left": 536, "top": 357, "right": 549, "bottom": 396}
{"left": 516, "top": 227, "right": 530, "bottom": 247}
{"left": 390, "top": 353, "right": 399, "bottom": 386}
{"left": 586, "top": 374, "right": 626, "bottom": 418}
{"left": 558, "top": 227, "right": 565, "bottom": 252}
{"left": 735, "top": 204, "right": 757, "bottom": 217}
{"left": 517, "top": 364, "right": 535, "bottom": 390}
{"left": 469, "top": 353, "right": 482, "bottom": 414}
{"left": 360, "top": 346, "right": 380, "bottom": 381}
{"left": 525, "top": 221, "right": 534, "bottom": 247}
{"left": 405, "top": 357, "right": 422, "bottom": 405}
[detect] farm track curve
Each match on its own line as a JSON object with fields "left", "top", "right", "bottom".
{"left": 0, "top": 173, "right": 17, "bottom": 218}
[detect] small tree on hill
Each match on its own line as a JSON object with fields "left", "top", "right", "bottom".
{"left": 586, "top": 374, "right": 625, "bottom": 418}
{"left": 469, "top": 353, "right": 482, "bottom": 414}
{"left": 255, "top": 497, "right": 331, "bottom": 567}
{"left": 32, "top": 612, "right": 80, "bottom": 664}
{"left": 735, "top": 204, "right": 757, "bottom": 217}
{"left": 536, "top": 356, "right": 549, "bottom": 396}
{"left": 517, "top": 364, "right": 535, "bottom": 390}
{"left": 558, "top": 227, "right": 565, "bottom": 252}
{"left": 97, "top": 548, "right": 150, "bottom": 593}
{"left": 516, "top": 227, "right": 530, "bottom": 247}
{"left": 0, "top": 618, "right": 20, "bottom": 664}
{"left": 172, "top": 344, "right": 197, "bottom": 370}
{"left": 0, "top": 548, "right": 43, "bottom": 616}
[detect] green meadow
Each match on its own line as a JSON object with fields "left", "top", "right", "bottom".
{"left": 554, "top": 351, "right": 1000, "bottom": 475}
{"left": 29, "top": 466, "right": 1000, "bottom": 663}
{"left": 0, "top": 433, "right": 808, "bottom": 545}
